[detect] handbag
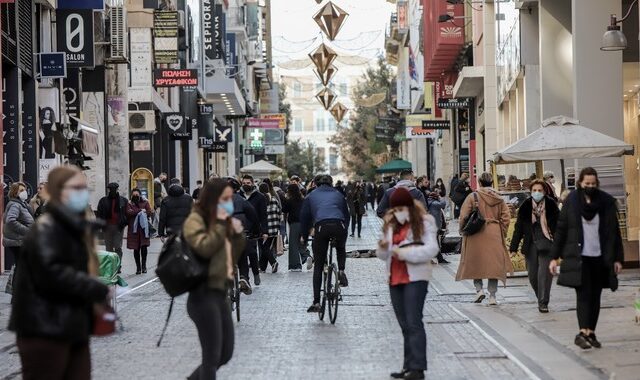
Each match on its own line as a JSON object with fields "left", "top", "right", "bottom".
{"left": 461, "top": 193, "right": 485, "bottom": 236}
{"left": 93, "top": 303, "right": 116, "bottom": 336}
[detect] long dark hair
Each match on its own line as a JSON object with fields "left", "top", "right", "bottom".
{"left": 286, "top": 184, "right": 302, "bottom": 201}
{"left": 195, "top": 179, "right": 231, "bottom": 220}
{"left": 577, "top": 167, "right": 599, "bottom": 187}
{"left": 382, "top": 200, "right": 427, "bottom": 240}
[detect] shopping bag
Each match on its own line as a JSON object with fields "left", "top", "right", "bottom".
{"left": 276, "top": 234, "right": 284, "bottom": 256}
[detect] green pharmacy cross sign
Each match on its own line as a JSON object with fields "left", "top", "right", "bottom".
{"left": 250, "top": 129, "right": 264, "bottom": 148}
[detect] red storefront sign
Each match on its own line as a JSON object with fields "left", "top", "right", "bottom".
{"left": 433, "top": 71, "right": 458, "bottom": 117}
{"left": 154, "top": 69, "right": 198, "bottom": 87}
{"left": 423, "top": 0, "right": 464, "bottom": 81}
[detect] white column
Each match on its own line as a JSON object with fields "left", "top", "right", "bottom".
{"left": 482, "top": 2, "right": 499, "bottom": 169}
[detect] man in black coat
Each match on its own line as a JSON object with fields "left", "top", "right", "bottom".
{"left": 239, "top": 175, "right": 268, "bottom": 291}
{"left": 96, "top": 183, "right": 128, "bottom": 264}
{"left": 451, "top": 172, "right": 472, "bottom": 219}
{"left": 158, "top": 182, "right": 193, "bottom": 238}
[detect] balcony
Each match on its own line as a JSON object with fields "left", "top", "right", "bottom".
{"left": 227, "top": 6, "right": 248, "bottom": 40}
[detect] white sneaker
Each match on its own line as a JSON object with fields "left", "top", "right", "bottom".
{"left": 305, "top": 257, "right": 313, "bottom": 270}
{"left": 474, "top": 290, "right": 486, "bottom": 303}
{"left": 488, "top": 295, "right": 497, "bottom": 305}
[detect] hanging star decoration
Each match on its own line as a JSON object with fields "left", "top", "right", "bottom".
{"left": 330, "top": 102, "right": 348, "bottom": 123}
{"left": 315, "top": 87, "right": 338, "bottom": 110}
{"left": 308, "top": 43, "right": 338, "bottom": 74}
{"left": 313, "top": 1, "right": 349, "bottom": 41}
{"left": 314, "top": 64, "right": 338, "bottom": 86}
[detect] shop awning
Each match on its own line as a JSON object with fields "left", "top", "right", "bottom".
{"left": 240, "top": 160, "right": 283, "bottom": 176}
{"left": 375, "top": 159, "right": 413, "bottom": 174}
{"left": 493, "top": 116, "right": 635, "bottom": 164}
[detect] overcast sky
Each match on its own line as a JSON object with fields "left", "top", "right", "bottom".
{"left": 270, "top": 0, "right": 395, "bottom": 77}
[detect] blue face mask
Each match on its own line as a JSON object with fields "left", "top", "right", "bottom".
{"left": 219, "top": 200, "right": 234, "bottom": 215}
{"left": 65, "top": 189, "right": 90, "bottom": 213}
{"left": 531, "top": 191, "right": 544, "bottom": 202}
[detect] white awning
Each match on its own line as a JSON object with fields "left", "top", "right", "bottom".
{"left": 239, "top": 160, "right": 283, "bottom": 175}
{"left": 493, "top": 116, "right": 635, "bottom": 164}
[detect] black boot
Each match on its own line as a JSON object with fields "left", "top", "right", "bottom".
{"left": 141, "top": 248, "right": 148, "bottom": 273}
{"left": 390, "top": 369, "right": 407, "bottom": 379}
{"left": 133, "top": 250, "right": 141, "bottom": 274}
{"left": 404, "top": 370, "right": 425, "bottom": 380}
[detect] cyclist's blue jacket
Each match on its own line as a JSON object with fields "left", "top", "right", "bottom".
{"left": 300, "top": 185, "right": 350, "bottom": 234}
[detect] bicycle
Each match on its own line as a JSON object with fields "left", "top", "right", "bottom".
{"left": 319, "top": 237, "right": 341, "bottom": 324}
{"left": 227, "top": 265, "right": 241, "bottom": 322}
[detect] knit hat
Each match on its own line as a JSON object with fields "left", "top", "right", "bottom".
{"left": 389, "top": 187, "right": 414, "bottom": 208}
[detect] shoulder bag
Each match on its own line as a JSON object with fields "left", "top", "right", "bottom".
{"left": 461, "top": 193, "right": 485, "bottom": 236}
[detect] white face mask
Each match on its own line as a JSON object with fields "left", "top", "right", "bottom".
{"left": 394, "top": 210, "right": 410, "bottom": 225}
{"left": 18, "top": 190, "right": 28, "bottom": 201}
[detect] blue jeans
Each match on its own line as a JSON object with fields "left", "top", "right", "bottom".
{"left": 389, "top": 281, "right": 429, "bottom": 371}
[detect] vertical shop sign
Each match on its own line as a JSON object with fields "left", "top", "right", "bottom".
{"left": 153, "top": 11, "right": 179, "bottom": 64}
{"left": 198, "top": 103, "right": 215, "bottom": 150}
{"left": 56, "top": 9, "right": 95, "bottom": 68}
{"left": 3, "top": 66, "right": 20, "bottom": 190}
{"left": 214, "top": 4, "right": 226, "bottom": 60}
{"left": 22, "top": 79, "right": 38, "bottom": 194}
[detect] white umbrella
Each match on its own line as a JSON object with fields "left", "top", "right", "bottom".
{"left": 493, "top": 116, "right": 634, "bottom": 164}
{"left": 239, "top": 160, "right": 283, "bottom": 176}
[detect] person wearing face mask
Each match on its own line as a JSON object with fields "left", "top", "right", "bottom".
{"left": 240, "top": 175, "right": 268, "bottom": 285}
{"left": 509, "top": 180, "right": 560, "bottom": 313}
{"left": 9, "top": 165, "right": 110, "bottom": 379}
{"left": 543, "top": 171, "right": 559, "bottom": 203}
{"left": 96, "top": 183, "right": 129, "bottom": 269}
{"left": 549, "top": 167, "right": 624, "bottom": 350}
{"left": 455, "top": 172, "right": 512, "bottom": 306}
{"left": 3, "top": 182, "right": 35, "bottom": 275}
{"left": 126, "top": 189, "right": 153, "bottom": 274}
{"left": 182, "top": 179, "right": 246, "bottom": 380}
{"left": 376, "top": 187, "right": 439, "bottom": 380}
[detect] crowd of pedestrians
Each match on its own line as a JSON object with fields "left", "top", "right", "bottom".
{"left": 2, "top": 163, "right": 628, "bottom": 379}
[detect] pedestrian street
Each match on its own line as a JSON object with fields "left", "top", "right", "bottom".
{"left": 2, "top": 213, "right": 637, "bottom": 380}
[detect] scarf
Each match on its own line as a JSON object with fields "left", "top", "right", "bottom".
{"left": 531, "top": 199, "right": 552, "bottom": 241}
{"left": 578, "top": 188, "right": 600, "bottom": 221}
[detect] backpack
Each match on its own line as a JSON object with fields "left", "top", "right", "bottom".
{"left": 155, "top": 233, "right": 208, "bottom": 346}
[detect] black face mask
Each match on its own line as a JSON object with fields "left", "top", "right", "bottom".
{"left": 132, "top": 195, "right": 140, "bottom": 203}
{"left": 242, "top": 184, "right": 254, "bottom": 193}
{"left": 583, "top": 187, "right": 597, "bottom": 196}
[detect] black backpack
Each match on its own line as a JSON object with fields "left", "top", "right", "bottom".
{"left": 155, "top": 233, "right": 208, "bottom": 346}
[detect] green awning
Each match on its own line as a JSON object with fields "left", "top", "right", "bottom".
{"left": 375, "top": 159, "right": 413, "bottom": 174}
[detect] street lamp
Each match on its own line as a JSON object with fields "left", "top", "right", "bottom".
{"left": 601, "top": 0, "right": 637, "bottom": 51}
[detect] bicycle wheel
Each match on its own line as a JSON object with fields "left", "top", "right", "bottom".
{"left": 234, "top": 273, "right": 241, "bottom": 322}
{"left": 319, "top": 268, "right": 329, "bottom": 321}
{"left": 328, "top": 264, "right": 340, "bottom": 324}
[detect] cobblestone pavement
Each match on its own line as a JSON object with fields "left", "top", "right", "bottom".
{"left": 0, "top": 214, "right": 638, "bottom": 379}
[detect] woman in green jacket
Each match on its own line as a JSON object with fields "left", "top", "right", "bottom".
{"left": 182, "top": 179, "right": 246, "bottom": 379}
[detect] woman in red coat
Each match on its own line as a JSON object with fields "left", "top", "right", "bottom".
{"left": 126, "top": 188, "right": 153, "bottom": 274}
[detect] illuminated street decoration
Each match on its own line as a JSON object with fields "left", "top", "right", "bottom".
{"left": 308, "top": 43, "right": 337, "bottom": 74}
{"left": 316, "top": 87, "right": 338, "bottom": 110}
{"left": 313, "top": 1, "right": 349, "bottom": 41}
{"left": 314, "top": 64, "right": 338, "bottom": 86}
{"left": 330, "top": 102, "right": 348, "bottom": 123}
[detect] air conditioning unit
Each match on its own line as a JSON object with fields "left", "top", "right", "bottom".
{"left": 128, "top": 111, "right": 156, "bottom": 133}
{"left": 109, "top": 5, "right": 128, "bottom": 63}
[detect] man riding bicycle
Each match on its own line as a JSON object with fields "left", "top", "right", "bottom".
{"left": 300, "top": 175, "right": 350, "bottom": 313}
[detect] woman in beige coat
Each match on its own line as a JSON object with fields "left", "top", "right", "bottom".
{"left": 455, "top": 172, "right": 513, "bottom": 305}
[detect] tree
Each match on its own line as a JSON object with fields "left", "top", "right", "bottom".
{"left": 329, "top": 56, "right": 399, "bottom": 180}
{"left": 283, "top": 139, "right": 326, "bottom": 180}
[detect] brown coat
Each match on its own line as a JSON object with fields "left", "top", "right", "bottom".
{"left": 455, "top": 187, "right": 513, "bottom": 283}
